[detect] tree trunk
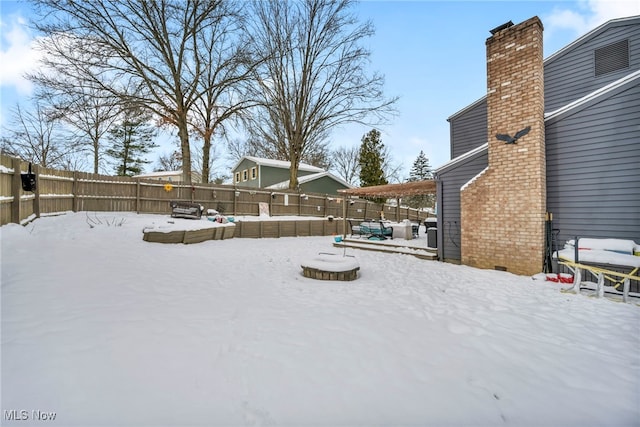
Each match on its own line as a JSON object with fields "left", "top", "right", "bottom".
{"left": 289, "top": 138, "right": 301, "bottom": 189}
{"left": 202, "top": 134, "right": 211, "bottom": 184}
{"left": 93, "top": 139, "right": 99, "bottom": 174}
{"left": 177, "top": 120, "right": 192, "bottom": 184}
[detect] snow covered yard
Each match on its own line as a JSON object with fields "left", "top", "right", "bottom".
{"left": 1, "top": 212, "right": 639, "bottom": 427}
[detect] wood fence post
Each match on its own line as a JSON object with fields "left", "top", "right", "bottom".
{"left": 269, "top": 192, "right": 273, "bottom": 216}
{"left": 33, "top": 164, "right": 40, "bottom": 219}
{"left": 323, "top": 195, "right": 327, "bottom": 217}
{"left": 72, "top": 171, "right": 79, "bottom": 212}
{"left": 11, "top": 157, "right": 21, "bottom": 224}
{"left": 136, "top": 179, "right": 140, "bottom": 214}
{"left": 233, "top": 187, "right": 237, "bottom": 216}
{"left": 342, "top": 197, "right": 347, "bottom": 238}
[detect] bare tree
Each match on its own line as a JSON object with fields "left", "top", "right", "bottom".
{"left": 0, "top": 101, "right": 75, "bottom": 168}
{"left": 330, "top": 145, "right": 360, "bottom": 185}
{"left": 381, "top": 145, "right": 402, "bottom": 184}
{"left": 38, "top": 84, "right": 121, "bottom": 174}
{"left": 190, "top": 137, "right": 229, "bottom": 184}
{"left": 155, "top": 150, "right": 182, "bottom": 172}
{"left": 246, "top": 0, "right": 397, "bottom": 189}
{"left": 226, "top": 137, "right": 257, "bottom": 165}
{"left": 30, "top": 0, "right": 245, "bottom": 184}
{"left": 330, "top": 141, "right": 400, "bottom": 187}
{"left": 186, "top": 1, "right": 258, "bottom": 183}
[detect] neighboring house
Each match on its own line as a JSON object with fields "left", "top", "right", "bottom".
{"left": 434, "top": 16, "right": 640, "bottom": 275}
{"left": 231, "top": 156, "right": 353, "bottom": 195}
{"left": 132, "top": 170, "right": 202, "bottom": 183}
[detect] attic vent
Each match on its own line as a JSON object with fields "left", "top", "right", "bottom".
{"left": 595, "top": 39, "right": 629, "bottom": 77}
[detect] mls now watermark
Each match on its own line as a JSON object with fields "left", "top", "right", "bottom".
{"left": 4, "top": 409, "right": 57, "bottom": 421}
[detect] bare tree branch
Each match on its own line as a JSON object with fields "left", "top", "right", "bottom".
{"left": 0, "top": 100, "right": 77, "bottom": 169}
{"left": 30, "top": 0, "right": 244, "bottom": 184}
{"left": 245, "top": 0, "right": 398, "bottom": 189}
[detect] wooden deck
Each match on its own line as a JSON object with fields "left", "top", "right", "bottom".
{"left": 333, "top": 235, "right": 438, "bottom": 260}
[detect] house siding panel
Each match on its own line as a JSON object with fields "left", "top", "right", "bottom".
{"left": 436, "top": 151, "right": 488, "bottom": 262}
{"left": 544, "top": 23, "right": 640, "bottom": 111}
{"left": 546, "top": 81, "right": 640, "bottom": 246}
{"left": 234, "top": 158, "right": 259, "bottom": 188}
{"left": 301, "top": 176, "right": 349, "bottom": 195}
{"left": 449, "top": 100, "right": 488, "bottom": 158}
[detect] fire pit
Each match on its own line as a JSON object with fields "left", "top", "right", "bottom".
{"left": 301, "top": 254, "right": 360, "bottom": 281}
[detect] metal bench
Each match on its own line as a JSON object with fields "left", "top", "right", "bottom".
{"left": 361, "top": 221, "right": 393, "bottom": 240}
{"left": 348, "top": 219, "right": 365, "bottom": 238}
{"left": 170, "top": 201, "right": 203, "bottom": 219}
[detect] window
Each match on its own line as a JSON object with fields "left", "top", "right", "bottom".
{"left": 251, "top": 167, "right": 257, "bottom": 180}
{"left": 595, "top": 39, "right": 629, "bottom": 77}
{"left": 235, "top": 172, "right": 240, "bottom": 183}
{"left": 242, "top": 169, "right": 248, "bottom": 181}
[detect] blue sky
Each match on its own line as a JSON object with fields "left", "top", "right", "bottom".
{"left": 1, "top": 0, "right": 639, "bottom": 178}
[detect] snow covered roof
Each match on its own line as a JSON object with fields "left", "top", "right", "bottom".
{"left": 266, "top": 171, "right": 354, "bottom": 190}
{"left": 132, "top": 170, "right": 202, "bottom": 183}
{"left": 133, "top": 170, "right": 183, "bottom": 178}
{"left": 232, "top": 156, "right": 325, "bottom": 173}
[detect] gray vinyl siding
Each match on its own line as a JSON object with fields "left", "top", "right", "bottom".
{"left": 544, "top": 22, "right": 640, "bottom": 112}
{"left": 546, "top": 80, "right": 640, "bottom": 247}
{"left": 300, "top": 176, "right": 350, "bottom": 195}
{"left": 233, "top": 158, "right": 259, "bottom": 188}
{"left": 435, "top": 151, "right": 488, "bottom": 262}
{"left": 448, "top": 100, "right": 488, "bottom": 158}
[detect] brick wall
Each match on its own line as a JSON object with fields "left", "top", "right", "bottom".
{"left": 461, "top": 17, "right": 546, "bottom": 276}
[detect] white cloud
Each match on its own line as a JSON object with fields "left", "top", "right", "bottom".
{"left": 545, "top": 0, "right": 640, "bottom": 38}
{"left": 0, "top": 13, "right": 41, "bottom": 95}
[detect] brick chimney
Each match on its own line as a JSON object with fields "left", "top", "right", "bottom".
{"left": 460, "top": 17, "right": 546, "bottom": 276}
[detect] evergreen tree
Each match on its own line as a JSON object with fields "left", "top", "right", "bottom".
{"left": 358, "top": 129, "right": 388, "bottom": 203}
{"left": 405, "top": 150, "right": 435, "bottom": 209}
{"left": 408, "top": 150, "right": 433, "bottom": 181}
{"left": 106, "top": 111, "right": 158, "bottom": 176}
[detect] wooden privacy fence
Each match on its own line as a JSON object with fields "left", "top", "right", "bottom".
{"left": 0, "top": 154, "right": 428, "bottom": 229}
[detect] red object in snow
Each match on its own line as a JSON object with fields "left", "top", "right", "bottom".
{"left": 559, "top": 273, "right": 574, "bottom": 284}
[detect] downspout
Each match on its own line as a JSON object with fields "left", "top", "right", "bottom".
{"left": 342, "top": 195, "right": 347, "bottom": 239}
{"left": 435, "top": 174, "right": 444, "bottom": 261}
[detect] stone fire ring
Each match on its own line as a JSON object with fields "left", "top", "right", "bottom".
{"left": 301, "top": 254, "right": 360, "bottom": 281}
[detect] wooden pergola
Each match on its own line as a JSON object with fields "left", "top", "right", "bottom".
{"left": 337, "top": 180, "right": 437, "bottom": 237}
{"left": 337, "top": 180, "right": 436, "bottom": 198}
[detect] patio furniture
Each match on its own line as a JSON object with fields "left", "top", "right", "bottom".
{"left": 391, "top": 221, "right": 413, "bottom": 240}
{"left": 170, "top": 201, "right": 203, "bottom": 219}
{"left": 555, "top": 237, "right": 640, "bottom": 302}
{"left": 348, "top": 219, "right": 365, "bottom": 238}
{"left": 360, "top": 221, "right": 393, "bottom": 240}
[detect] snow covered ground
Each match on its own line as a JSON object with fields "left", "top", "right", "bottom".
{"left": 1, "top": 212, "right": 639, "bottom": 427}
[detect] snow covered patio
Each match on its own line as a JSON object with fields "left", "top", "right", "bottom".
{"left": 1, "top": 212, "right": 639, "bottom": 426}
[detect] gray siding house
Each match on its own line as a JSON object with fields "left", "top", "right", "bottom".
{"left": 435, "top": 15, "right": 640, "bottom": 263}
{"left": 231, "top": 156, "right": 353, "bottom": 195}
